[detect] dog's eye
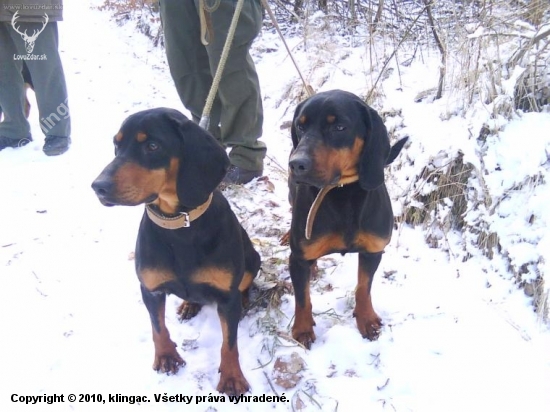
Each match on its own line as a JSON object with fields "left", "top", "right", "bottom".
{"left": 335, "top": 125, "right": 346, "bottom": 132}
{"left": 295, "top": 123, "right": 305, "bottom": 132}
{"left": 145, "top": 141, "right": 159, "bottom": 152}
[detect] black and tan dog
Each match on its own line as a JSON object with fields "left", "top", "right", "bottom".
{"left": 286, "top": 90, "right": 408, "bottom": 348}
{"left": 91, "top": 108, "right": 260, "bottom": 395}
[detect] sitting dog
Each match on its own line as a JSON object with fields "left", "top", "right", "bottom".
{"left": 91, "top": 108, "right": 260, "bottom": 395}
{"left": 286, "top": 90, "right": 408, "bottom": 348}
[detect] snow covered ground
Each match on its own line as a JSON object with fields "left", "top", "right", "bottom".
{"left": 1, "top": 1, "right": 549, "bottom": 411}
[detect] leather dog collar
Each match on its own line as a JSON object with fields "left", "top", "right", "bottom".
{"left": 146, "top": 193, "right": 213, "bottom": 230}
{"left": 305, "top": 175, "right": 359, "bottom": 240}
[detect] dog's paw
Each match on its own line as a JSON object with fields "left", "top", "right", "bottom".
{"left": 152, "top": 351, "right": 185, "bottom": 375}
{"left": 292, "top": 329, "right": 316, "bottom": 349}
{"left": 292, "top": 315, "right": 316, "bottom": 349}
{"left": 177, "top": 301, "right": 202, "bottom": 321}
{"left": 354, "top": 311, "right": 382, "bottom": 341}
{"left": 217, "top": 374, "right": 250, "bottom": 396}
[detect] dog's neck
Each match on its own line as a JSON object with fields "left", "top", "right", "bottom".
{"left": 305, "top": 175, "right": 359, "bottom": 240}
{"left": 145, "top": 193, "right": 213, "bottom": 230}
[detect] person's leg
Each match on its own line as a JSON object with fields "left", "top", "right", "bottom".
{"left": 160, "top": 0, "right": 222, "bottom": 140}
{"left": 8, "top": 22, "right": 71, "bottom": 155}
{"left": 206, "top": 0, "right": 266, "bottom": 173}
{"left": 0, "top": 23, "right": 31, "bottom": 149}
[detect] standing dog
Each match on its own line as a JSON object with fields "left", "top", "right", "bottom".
{"left": 287, "top": 90, "right": 407, "bottom": 348}
{"left": 91, "top": 108, "right": 260, "bottom": 395}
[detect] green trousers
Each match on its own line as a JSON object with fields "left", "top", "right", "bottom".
{"left": 160, "top": 0, "right": 266, "bottom": 171}
{"left": 0, "top": 22, "right": 70, "bottom": 140}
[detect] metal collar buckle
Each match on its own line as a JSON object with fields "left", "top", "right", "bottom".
{"left": 181, "top": 212, "right": 190, "bottom": 228}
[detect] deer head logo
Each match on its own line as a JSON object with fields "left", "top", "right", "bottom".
{"left": 11, "top": 11, "right": 49, "bottom": 54}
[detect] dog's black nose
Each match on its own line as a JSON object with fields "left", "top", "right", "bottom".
{"left": 289, "top": 155, "right": 312, "bottom": 176}
{"left": 91, "top": 179, "right": 113, "bottom": 196}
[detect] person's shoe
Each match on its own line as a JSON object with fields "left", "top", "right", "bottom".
{"left": 0, "top": 135, "right": 32, "bottom": 151}
{"left": 222, "top": 165, "right": 263, "bottom": 185}
{"left": 43, "top": 135, "right": 71, "bottom": 156}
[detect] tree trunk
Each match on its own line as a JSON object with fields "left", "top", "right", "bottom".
{"left": 423, "top": 0, "right": 446, "bottom": 100}
{"left": 371, "top": 0, "right": 385, "bottom": 35}
{"left": 294, "top": 0, "right": 304, "bottom": 16}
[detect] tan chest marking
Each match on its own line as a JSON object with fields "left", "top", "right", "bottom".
{"left": 192, "top": 267, "right": 233, "bottom": 292}
{"left": 353, "top": 232, "right": 389, "bottom": 253}
{"left": 301, "top": 233, "right": 346, "bottom": 260}
{"left": 139, "top": 268, "right": 177, "bottom": 291}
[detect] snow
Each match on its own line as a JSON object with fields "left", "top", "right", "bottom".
{"left": 1, "top": 1, "right": 550, "bottom": 411}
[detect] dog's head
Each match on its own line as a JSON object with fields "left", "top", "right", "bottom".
{"left": 289, "top": 90, "right": 407, "bottom": 190}
{"left": 91, "top": 108, "right": 229, "bottom": 212}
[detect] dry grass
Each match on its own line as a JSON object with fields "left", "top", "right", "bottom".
{"left": 523, "top": 270, "right": 548, "bottom": 322}
{"left": 97, "top": 0, "right": 158, "bottom": 13}
{"left": 403, "top": 152, "right": 474, "bottom": 232}
{"left": 475, "top": 228, "right": 500, "bottom": 260}
{"left": 400, "top": 152, "right": 548, "bottom": 322}
{"left": 514, "top": 58, "right": 550, "bottom": 112}
{"left": 96, "top": 0, "right": 162, "bottom": 45}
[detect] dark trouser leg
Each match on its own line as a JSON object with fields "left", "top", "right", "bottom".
{"left": 206, "top": 0, "right": 265, "bottom": 171}
{"left": 0, "top": 23, "right": 30, "bottom": 140}
{"left": 161, "top": 0, "right": 266, "bottom": 171}
{"left": 7, "top": 22, "right": 70, "bottom": 138}
{"left": 160, "top": 0, "right": 222, "bottom": 140}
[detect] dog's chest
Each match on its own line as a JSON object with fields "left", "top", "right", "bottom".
{"left": 294, "top": 186, "right": 392, "bottom": 258}
{"left": 136, "top": 263, "right": 235, "bottom": 303}
{"left": 135, "top": 231, "right": 237, "bottom": 301}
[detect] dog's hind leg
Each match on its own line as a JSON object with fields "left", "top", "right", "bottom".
{"left": 176, "top": 301, "right": 202, "bottom": 321}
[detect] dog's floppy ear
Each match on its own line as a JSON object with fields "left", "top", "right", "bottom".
{"left": 290, "top": 99, "right": 307, "bottom": 149}
{"left": 386, "top": 136, "right": 409, "bottom": 165}
{"left": 168, "top": 112, "right": 229, "bottom": 208}
{"left": 358, "top": 102, "right": 390, "bottom": 190}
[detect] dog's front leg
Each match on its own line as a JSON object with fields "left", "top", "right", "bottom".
{"left": 216, "top": 296, "right": 249, "bottom": 396}
{"left": 140, "top": 285, "right": 185, "bottom": 374}
{"left": 354, "top": 252, "right": 383, "bottom": 340}
{"left": 289, "top": 254, "right": 316, "bottom": 349}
